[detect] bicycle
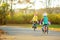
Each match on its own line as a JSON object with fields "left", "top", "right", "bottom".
{"left": 32, "top": 21, "right": 37, "bottom": 31}
{"left": 42, "top": 25, "right": 48, "bottom": 34}
{"left": 32, "top": 24, "right": 37, "bottom": 31}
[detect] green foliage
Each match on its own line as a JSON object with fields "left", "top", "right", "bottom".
{"left": 2, "top": 12, "right": 60, "bottom": 24}
{"left": 48, "top": 14, "right": 60, "bottom": 24}
{"left": 12, "top": 13, "right": 33, "bottom": 24}
{"left": 0, "top": 3, "right": 9, "bottom": 24}
{"left": 1, "top": 3, "right": 9, "bottom": 8}
{"left": 49, "top": 25, "right": 60, "bottom": 28}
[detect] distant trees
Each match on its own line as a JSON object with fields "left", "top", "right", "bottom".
{"left": 0, "top": 0, "right": 9, "bottom": 25}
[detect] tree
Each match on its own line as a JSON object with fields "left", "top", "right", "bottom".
{"left": 45, "top": 0, "right": 52, "bottom": 13}
{"left": 0, "top": 1, "right": 9, "bottom": 25}
{"left": 25, "top": 0, "right": 30, "bottom": 3}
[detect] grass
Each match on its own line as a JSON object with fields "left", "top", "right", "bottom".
{"left": 23, "top": 24, "right": 60, "bottom": 28}
{"left": 49, "top": 25, "right": 60, "bottom": 28}
{"left": 5, "top": 24, "right": 60, "bottom": 28}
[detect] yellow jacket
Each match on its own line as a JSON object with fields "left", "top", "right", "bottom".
{"left": 32, "top": 16, "right": 38, "bottom": 21}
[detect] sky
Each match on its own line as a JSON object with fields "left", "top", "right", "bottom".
{"left": 8, "top": 0, "right": 60, "bottom": 9}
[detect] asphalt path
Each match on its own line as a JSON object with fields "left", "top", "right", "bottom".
{"left": 0, "top": 26, "right": 60, "bottom": 36}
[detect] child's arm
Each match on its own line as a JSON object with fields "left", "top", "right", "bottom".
{"left": 39, "top": 18, "right": 43, "bottom": 25}
{"left": 48, "top": 20, "right": 51, "bottom": 25}
{"left": 41, "top": 18, "right": 43, "bottom": 24}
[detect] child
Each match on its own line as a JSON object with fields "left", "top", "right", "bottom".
{"left": 32, "top": 13, "right": 38, "bottom": 28}
{"left": 40, "top": 12, "right": 49, "bottom": 33}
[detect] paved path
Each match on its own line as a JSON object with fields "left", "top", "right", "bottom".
{"left": 0, "top": 26, "right": 60, "bottom": 40}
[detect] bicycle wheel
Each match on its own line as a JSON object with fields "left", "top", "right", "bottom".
{"left": 46, "top": 27, "right": 48, "bottom": 34}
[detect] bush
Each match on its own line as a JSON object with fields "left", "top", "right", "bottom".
{"left": 6, "top": 13, "right": 60, "bottom": 24}
{"left": 48, "top": 14, "right": 60, "bottom": 24}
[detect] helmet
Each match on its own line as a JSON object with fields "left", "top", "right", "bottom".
{"left": 43, "top": 12, "right": 47, "bottom": 16}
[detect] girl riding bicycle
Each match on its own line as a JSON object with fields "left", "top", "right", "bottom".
{"left": 40, "top": 12, "right": 49, "bottom": 34}
{"left": 32, "top": 13, "right": 38, "bottom": 31}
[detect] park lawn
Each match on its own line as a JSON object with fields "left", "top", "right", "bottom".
{"left": 49, "top": 25, "right": 60, "bottom": 28}
{"left": 20, "top": 24, "right": 60, "bottom": 28}
{"left": 2, "top": 24, "right": 60, "bottom": 28}
{"left": 1, "top": 24, "right": 60, "bottom": 31}
{"left": 18, "top": 24, "right": 60, "bottom": 31}
{"left": 10, "top": 24, "right": 60, "bottom": 28}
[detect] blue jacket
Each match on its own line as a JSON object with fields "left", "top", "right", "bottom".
{"left": 43, "top": 16, "right": 48, "bottom": 24}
